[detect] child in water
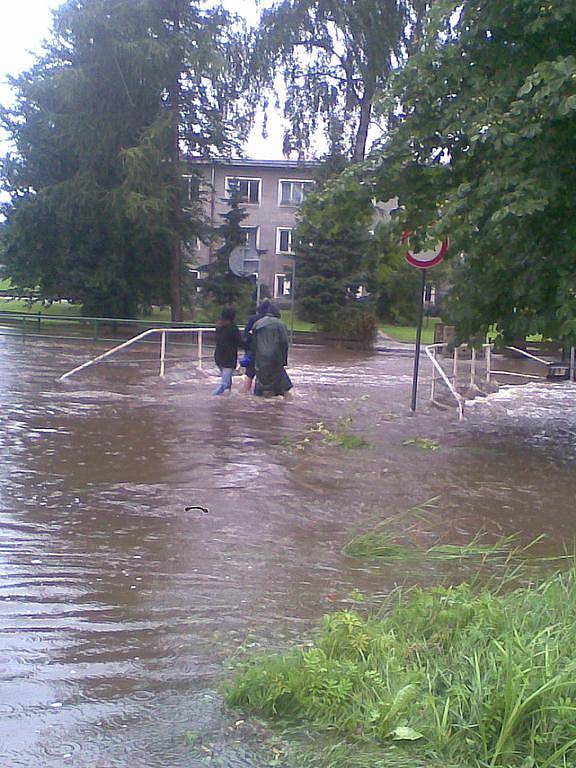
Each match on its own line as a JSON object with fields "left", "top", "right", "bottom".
{"left": 213, "top": 307, "right": 242, "bottom": 395}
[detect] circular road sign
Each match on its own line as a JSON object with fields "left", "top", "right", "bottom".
{"left": 402, "top": 231, "right": 449, "bottom": 269}
{"left": 229, "top": 246, "right": 259, "bottom": 277}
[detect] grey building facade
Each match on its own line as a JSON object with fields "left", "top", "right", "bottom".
{"left": 190, "top": 158, "right": 318, "bottom": 300}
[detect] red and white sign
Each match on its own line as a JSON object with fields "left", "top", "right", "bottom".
{"left": 402, "top": 231, "right": 449, "bottom": 269}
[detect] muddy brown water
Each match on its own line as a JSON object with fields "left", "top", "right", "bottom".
{"left": 0, "top": 333, "right": 575, "bottom": 767}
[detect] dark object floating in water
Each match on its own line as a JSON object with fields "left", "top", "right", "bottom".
{"left": 185, "top": 506, "right": 209, "bottom": 513}
{"left": 547, "top": 363, "right": 570, "bottom": 381}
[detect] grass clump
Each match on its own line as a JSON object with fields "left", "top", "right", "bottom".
{"left": 226, "top": 568, "right": 576, "bottom": 768}
{"left": 402, "top": 437, "right": 440, "bottom": 451}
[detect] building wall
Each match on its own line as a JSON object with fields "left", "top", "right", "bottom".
{"left": 192, "top": 160, "right": 317, "bottom": 299}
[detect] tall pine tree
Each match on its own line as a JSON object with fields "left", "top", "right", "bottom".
{"left": 0, "top": 0, "right": 252, "bottom": 319}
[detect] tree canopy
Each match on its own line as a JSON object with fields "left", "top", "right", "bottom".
{"left": 375, "top": 0, "right": 576, "bottom": 343}
{"left": 0, "top": 0, "right": 252, "bottom": 318}
{"left": 255, "top": 0, "right": 424, "bottom": 161}
{"left": 301, "top": 0, "right": 576, "bottom": 343}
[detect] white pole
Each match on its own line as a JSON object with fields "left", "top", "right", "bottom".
{"left": 430, "top": 347, "right": 437, "bottom": 401}
{"left": 453, "top": 345, "right": 459, "bottom": 387}
{"left": 290, "top": 260, "right": 296, "bottom": 346}
{"left": 160, "top": 331, "right": 167, "bottom": 378}
{"left": 485, "top": 343, "right": 492, "bottom": 385}
{"left": 256, "top": 272, "right": 261, "bottom": 306}
{"left": 470, "top": 347, "right": 477, "bottom": 388}
{"left": 570, "top": 346, "right": 575, "bottom": 382}
{"left": 198, "top": 330, "right": 203, "bottom": 370}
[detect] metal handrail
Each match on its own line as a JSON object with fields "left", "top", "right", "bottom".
{"left": 425, "top": 343, "right": 466, "bottom": 420}
{"left": 59, "top": 327, "right": 215, "bottom": 382}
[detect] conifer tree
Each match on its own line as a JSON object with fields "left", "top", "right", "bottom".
{"left": 0, "top": 0, "right": 252, "bottom": 319}
{"left": 295, "top": 162, "right": 374, "bottom": 326}
{"left": 202, "top": 187, "right": 255, "bottom": 309}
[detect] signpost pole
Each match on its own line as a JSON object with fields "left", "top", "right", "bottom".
{"left": 410, "top": 268, "right": 427, "bottom": 413}
{"left": 289, "top": 260, "right": 296, "bottom": 345}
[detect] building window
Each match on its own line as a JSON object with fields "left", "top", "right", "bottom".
{"left": 278, "top": 179, "right": 314, "bottom": 206}
{"left": 276, "top": 227, "right": 294, "bottom": 254}
{"left": 225, "top": 177, "right": 261, "bottom": 205}
{"left": 274, "top": 273, "right": 292, "bottom": 298}
{"left": 240, "top": 226, "right": 259, "bottom": 250}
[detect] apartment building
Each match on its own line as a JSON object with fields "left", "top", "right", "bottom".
{"left": 189, "top": 158, "right": 318, "bottom": 300}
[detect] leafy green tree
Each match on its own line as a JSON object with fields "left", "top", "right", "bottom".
{"left": 255, "top": 0, "right": 419, "bottom": 161}
{"left": 367, "top": 0, "right": 576, "bottom": 343}
{"left": 0, "top": 0, "right": 251, "bottom": 319}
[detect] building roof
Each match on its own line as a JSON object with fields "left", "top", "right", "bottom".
{"left": 186, "top": 156, "right": 320, "bottom": 170}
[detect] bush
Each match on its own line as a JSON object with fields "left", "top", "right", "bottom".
{"left": 320, "top": 307, "right": 377, "bottom": 349}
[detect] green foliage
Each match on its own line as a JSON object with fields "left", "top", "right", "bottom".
{"left": 200, "top": 188, "right": 255, "bottom": 312}
{"left": 227, "top": 567, "right": 576, "bottom": 768}
{"left": 254, "top": 0, "right": 423, "bottom": 160}
{"left": 402, "top": 437, "right": 440, "bottom": 451}
{"left": 295, "top": 162, "right": 375, "bottom": 332}
{"left": 368, "top": 0, "right": 576, "bottom": 344}
{"left": 0, "top": 0, "right": 252, "bottom": 318}
{"left": 333, "top": 307, "right": 378, "bottom": 349}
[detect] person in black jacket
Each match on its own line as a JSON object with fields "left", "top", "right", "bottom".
{"left": 213, "top": 308, "right": 242, "bottom": 395}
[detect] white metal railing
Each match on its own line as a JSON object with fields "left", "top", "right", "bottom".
{"left": 425, "top": 343, "right": 466, "bottom": 420}
{"left": 59, "top": 327, "right": 214, "bottom": 382}
{"left": 426, "top": 340, "right": 576, "bottom": 418}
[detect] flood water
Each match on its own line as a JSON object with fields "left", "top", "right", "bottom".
{"left": 0, "top": 333, "right": 575, "bottom": 767}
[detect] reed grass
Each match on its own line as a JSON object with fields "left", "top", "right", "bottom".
{"left": 226, "top": 567, "right": 576, "bottom": 768}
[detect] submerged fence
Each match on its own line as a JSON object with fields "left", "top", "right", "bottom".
{"left": 425, "top": 341, "right": 576, "bottom": 418}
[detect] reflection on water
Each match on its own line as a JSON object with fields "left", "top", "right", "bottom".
{"left": 0, "top": 335, "right": 575, "bottom": 766}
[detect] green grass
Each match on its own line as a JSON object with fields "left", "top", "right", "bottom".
{"left": 0, "top": 298, "right": 84, "bottom": 316}
{"left": 226, "top": 566, "right": 576, "bottom": 768}
{"left": 379, "top": 318, "right": 441, "bottom": 344}
{"left": 402, "top": 437, "right": 440, "bottom": 451}
{"left": 0, "top": 299, "right": 318, "bottom": 332}
{"left": 0, "top": 300, "right": 202, "bottom": 323}
{"left": 279, "top": 309, "right": 317, "bottom": 332}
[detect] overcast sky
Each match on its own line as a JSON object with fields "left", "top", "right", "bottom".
{"left": 0, "top": 0, "right": 287, "bottom": 159}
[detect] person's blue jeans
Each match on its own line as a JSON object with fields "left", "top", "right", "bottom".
{"left": 213, "top": 367, "right": 233, "bottom": 395}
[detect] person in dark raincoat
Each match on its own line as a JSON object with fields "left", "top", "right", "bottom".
{"left": 213, "top": 307, "right": 242, "bottom": 395}
{"left": 252, "top": 301, "right": 293, "bottom": 396}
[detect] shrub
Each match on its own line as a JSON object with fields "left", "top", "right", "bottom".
{"left": 320, "top": 307, "right": 378, "bottom": 349}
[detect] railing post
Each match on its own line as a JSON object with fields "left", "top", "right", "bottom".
{"left": 470, "top": 347, "right": 477, "bottom": 388}
{"left": 159, "top": 331, "right": 167, "bottom": 378}
{"left": 37, "top": 312, "right": 41, "bottom": 332}
{"left": 485, "top": 343, "right": 492, "bottom": 385}
{"left": 198, "top": 330, "right": 203, "bottom": 370}
{"left": 430, "top": 347, "right": 437, "bottom": 401}
{"left": 452, "top": 345, "right": 459, "bottom": 387}
{"left": 570, "top": 346, "right": 575, "bottom": 383}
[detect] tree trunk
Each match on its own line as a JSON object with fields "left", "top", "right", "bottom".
{"left": 169, "top": 0, "right": 183, "bottom": 323}
{"left": 353, "top": 97, "right": 372, "bottom": 163}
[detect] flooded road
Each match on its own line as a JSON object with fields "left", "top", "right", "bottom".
{"left": 0, "top": 333, "right": 575, "bottom": 767}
